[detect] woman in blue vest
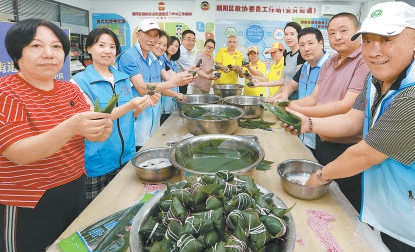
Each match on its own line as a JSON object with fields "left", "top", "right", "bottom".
{"left": 283, "top": 2, "right": 415, "bottom": 251}
{"left": 157, "top": 33, "right": 186, "bottom": 124}
{"left": 71, "top": 28, "right": 159, "bottom": 203}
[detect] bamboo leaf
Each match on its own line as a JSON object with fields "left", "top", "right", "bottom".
{"left": 256, "top": 160, "right": 274, "bottom": 171}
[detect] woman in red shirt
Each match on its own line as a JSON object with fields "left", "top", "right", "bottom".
{"left": 0, "top": 18, "right": 112, "bottom": 251}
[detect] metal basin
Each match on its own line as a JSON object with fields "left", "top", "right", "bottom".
{"left": 175, "top": 94, "right": 221, "bottom": 114}
{"left": 131, "top": 147, "right": 177, "bottom": 182}
{"left": 169, "top": 134, "right": 264, "bottom": 176}
{"left": 180, "top": 104, "right": 244, "bottom": 135}
{"left": 277, "top": 159, "right": 331, "bottom": 200}
{"left": 213, "top": 84, "right": 244, "bottom": 98}
{"left": 222, "top": 95, "right": 264, "bottom": 119}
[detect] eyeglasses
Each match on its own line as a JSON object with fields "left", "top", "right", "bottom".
{"left": 183, "top": 38, "right": 196, "bottom": 42}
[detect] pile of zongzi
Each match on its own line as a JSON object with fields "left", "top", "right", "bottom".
{"left": 139, "top": 171, "right": 292, "bottom": 251}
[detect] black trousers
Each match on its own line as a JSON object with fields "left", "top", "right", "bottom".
{"left": 0, "top": 175, "right": 86, "bottom": 252}
{"left": 160, "top": 113, "right": 171, "bottom": 125}
{"left": 314, "top": 136, "right": 362, "bottom": 212}
{"left": 381, "top": 232, "right": 415, "bottom": 252}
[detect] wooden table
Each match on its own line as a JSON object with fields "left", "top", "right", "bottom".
{"left": 47, "top": 111, "right": 388, "bottom": 251}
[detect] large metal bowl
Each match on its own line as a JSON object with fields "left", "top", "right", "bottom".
{"left": 130, "top": 180, "right": 296, "bottom": 252}
{"left": 169, "top": 134, "right": 264, "bottom": 176}
{"left": 131, "top": 147, "right": 177, "bottom": 182}
{"left": 277, "top": 159, "right": 332, "bottom": 200}
{"left": 212, "top": 84, "right": 244, "bottom": 97}
{"left": 175, "top": 94, "right": 222, "bottom": 114}
{"left": 222, "top": 95, "right": 265, "bottom": 119}
{"left": 180, "top": 104, "right": 244, "bottom": 135}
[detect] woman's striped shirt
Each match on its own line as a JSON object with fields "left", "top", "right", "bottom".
{"left": 0, "top": 74, "right": 89, "bottom": 208}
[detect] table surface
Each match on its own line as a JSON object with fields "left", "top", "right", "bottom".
{"left": 47, "top": 111, "right": 389, "bottom": 252}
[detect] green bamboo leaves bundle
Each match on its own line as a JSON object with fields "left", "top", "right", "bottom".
{"left": 146, "top": 84, "right": 156, "bottom": 95}
{"left": 196, "top": 59, "right": 203, "bottom": 67}
{"left": 182, "top": 105, "right": 207, "bottom": 118}
{"left": 247, "top": 79, "right": 255, "bottom": 87}
{"left": 188, "top": 70, "right": 197, "bottom": 78}
{"left": 242, "top": 70, "right": 255, "bottom": 87}
{"left": 238, "top": 119, "right": 276, "bottom": 130}
{"left": 138, "top": 172, "right": 292, "bottom": 252}
{"left": 93, "top": 93, "right": 120, "bottom": 113}
{"left": 262, "top": 103, "right": 302, "bottom": 134}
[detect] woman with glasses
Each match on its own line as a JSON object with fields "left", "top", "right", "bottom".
{"left": 191, "top": 39, "right": 218, "bottom": 94}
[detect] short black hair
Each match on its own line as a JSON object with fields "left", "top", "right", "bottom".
{"left": 298, "top": 27, "right": 324, "bottom": 48}
{"left": 5, "top": 18, "right": 70, "bottom": 70}
{"left": 204, "top": 38, "right": 216, "bottom": 47}
{"left": 168, "top": 36, "right": 181, "bottom": 61}
{"left": 85, "top": 28, "right": 121, "bottom": 57}
{"left": 328, "top": 12, "right": 360, "bottom": 30}
{"left": 181, "top": 29, "right": 195, "bottom": 38}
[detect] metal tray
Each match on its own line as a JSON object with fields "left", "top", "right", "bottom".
{"left": 129, "top": 180, "right": 296, "bottom": 252}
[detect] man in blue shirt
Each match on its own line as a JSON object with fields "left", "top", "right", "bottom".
{"left": 116, "top": 19, "right": 194, "bottom": 150}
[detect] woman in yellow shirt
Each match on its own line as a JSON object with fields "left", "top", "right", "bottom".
{"left": 253, "top": 42, "right": 285, "bottom": 96}
{"left": 239, "top": 46, "right": 267, "bottom": 96}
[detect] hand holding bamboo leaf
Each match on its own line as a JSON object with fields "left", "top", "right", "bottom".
{"left": 93, "top": 93, "right": 120, "bottom": 113}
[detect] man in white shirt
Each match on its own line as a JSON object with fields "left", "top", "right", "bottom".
{"left": 177, "top": 29, "right": 196, "bottom": 94}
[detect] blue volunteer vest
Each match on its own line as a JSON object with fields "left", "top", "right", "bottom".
{"left": 116, "top": 42, "right": 162, "bottom": 146}
{"left": 72, "top": 65, "right": 136, "bottom": 177}
{"left": 159, "top": 54, "right": 179, "bottom": 114}
{"left": 361, "top": 62, "right": 415, "bottom": 247}
{"left": 298, "top": 51, "right": 330, "bottom": 149}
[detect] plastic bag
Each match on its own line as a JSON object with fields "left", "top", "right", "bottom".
{"left": 58, "top": 193, "right": 154, "bottom": 252}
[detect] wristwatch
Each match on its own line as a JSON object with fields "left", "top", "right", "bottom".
{"left": 315, "top": 169, "right": 332, "bottom": 184}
